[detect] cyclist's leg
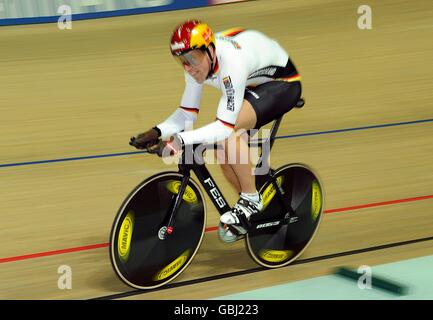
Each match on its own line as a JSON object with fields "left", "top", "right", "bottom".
{"left": 227, "top": 100, "right": 257, "bottom": 194}
{"left": 226, "top": 80, "right": 302, "bottom": 189}
{"left": 219, "top": 100, "right": 262, "bottom": 233}
{"left": 248, "top": 81, "right": 302, "bottom": 130}
{"left": 214, "top": 101, "right": 256, "bottom": 195}
{"left": 220, "top": 81, "right": 302, "bottom": 228}
{"left": 214, "top": 149, "right": 242, "bottom": 194}
{"left": 235, "top": 99, "right": 257, "bottom": 130}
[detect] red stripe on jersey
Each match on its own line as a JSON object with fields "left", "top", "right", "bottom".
{"left": 222, "top": 28, "right": 245, "bottom": 37}
{"left": 180, "top": 106, "right": 199, "bottom": 114}
{"left": 217, "top": 118, "right": 235, "bottom": 129}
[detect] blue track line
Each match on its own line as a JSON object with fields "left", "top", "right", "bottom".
{"left": 1, "top": 118, "right": 432, "bottom": 169}
{"left": 275, "top": 118, "right": 433, "bottom": 139}
{"left": 0, "top": 151, "right": 146, "bottom": 168}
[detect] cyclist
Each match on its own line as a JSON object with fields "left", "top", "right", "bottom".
{"left": 130, "top": 20, "right": 302, "bottom": 242}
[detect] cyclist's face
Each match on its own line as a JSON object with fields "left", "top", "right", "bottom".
{"left": 176, "top": 50, "right": 210, "bottom": 83}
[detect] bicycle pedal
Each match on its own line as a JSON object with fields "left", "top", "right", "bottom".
{"left": 231, "top": 224, "right": 248, "bottom": 235}
{"left": 218, "top": 223, "right": 245, "bottom": 243}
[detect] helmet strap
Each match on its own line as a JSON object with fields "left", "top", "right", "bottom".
{"left": 205, "top": 47, "right": 216, "bottom": 79}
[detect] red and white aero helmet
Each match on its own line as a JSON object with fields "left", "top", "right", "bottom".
{"left": 170, "top": 19, "right": 216, "bottom": 56}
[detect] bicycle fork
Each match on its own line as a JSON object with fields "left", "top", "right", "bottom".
{"left": 158, "top": 171, "right": 191, "bottom": 240}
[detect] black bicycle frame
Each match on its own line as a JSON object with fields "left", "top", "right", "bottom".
{"left": 179, "top": 151, "right": 232, "bottom": 216}
{"left": 162, "top": 116, "right": 296, "bottom": 236}
{"left": 160, "top": 148, "right": 232, "bottom": 237}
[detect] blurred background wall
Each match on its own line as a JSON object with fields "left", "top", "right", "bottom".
{"left": 0, "top": 0, "right": 247, "bottom": 24}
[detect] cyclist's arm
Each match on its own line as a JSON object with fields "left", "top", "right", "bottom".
{"left": 156, "top": 107, "right": 199, "bottom": 140}
{"left": 156, "top": 73, "right": 203, "bottom": 140}
{"left": 178, "top": 70, "right": 247, "bottom": 145}
{"left": 178, "top": 118, "right": 234, "bottom": 145}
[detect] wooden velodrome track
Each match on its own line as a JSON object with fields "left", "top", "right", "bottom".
{"left": 1, "top": 0, "right": 433, "bottom": 299}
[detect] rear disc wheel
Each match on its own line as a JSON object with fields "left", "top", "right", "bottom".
{"left": 246, "top": 164, "right": 324, "bottom": 268}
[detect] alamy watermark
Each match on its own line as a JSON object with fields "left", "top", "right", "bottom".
{"left": 357, "top": 5, "right": 372, "bottom": 30}
{"left": 57, "top": 265, "right": 72, "bottom": 289}
{"left": 357, "top": 265, "right": 372, "bottom": 289}
{"left": 58, "top": 5, "right": 72, "bottom": 30}
{"left": 158, "top": 124, "right": 273, "bottom": 175}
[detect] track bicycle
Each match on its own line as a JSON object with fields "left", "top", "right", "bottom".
{"left": 109, "top": 98, "right": 324, "bottom": 289}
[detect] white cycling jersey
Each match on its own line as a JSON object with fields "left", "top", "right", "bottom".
{"left": 157, "top": 28, "right": 300, "bottom": 145}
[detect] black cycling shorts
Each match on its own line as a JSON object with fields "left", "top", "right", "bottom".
{"left": 244, "top": 80, "right": 302, "bottom": 129}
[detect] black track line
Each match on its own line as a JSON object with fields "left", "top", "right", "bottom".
{"left": 91, "top": 235, "right": 433, "bottom": 300}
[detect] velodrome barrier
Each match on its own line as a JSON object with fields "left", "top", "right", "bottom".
{"left": 0, "top": 0, "right": 250, "bottom": 26}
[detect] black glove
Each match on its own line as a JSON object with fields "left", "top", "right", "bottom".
{"left": 129, "top": 128, "right": 160, "bottom": 150}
